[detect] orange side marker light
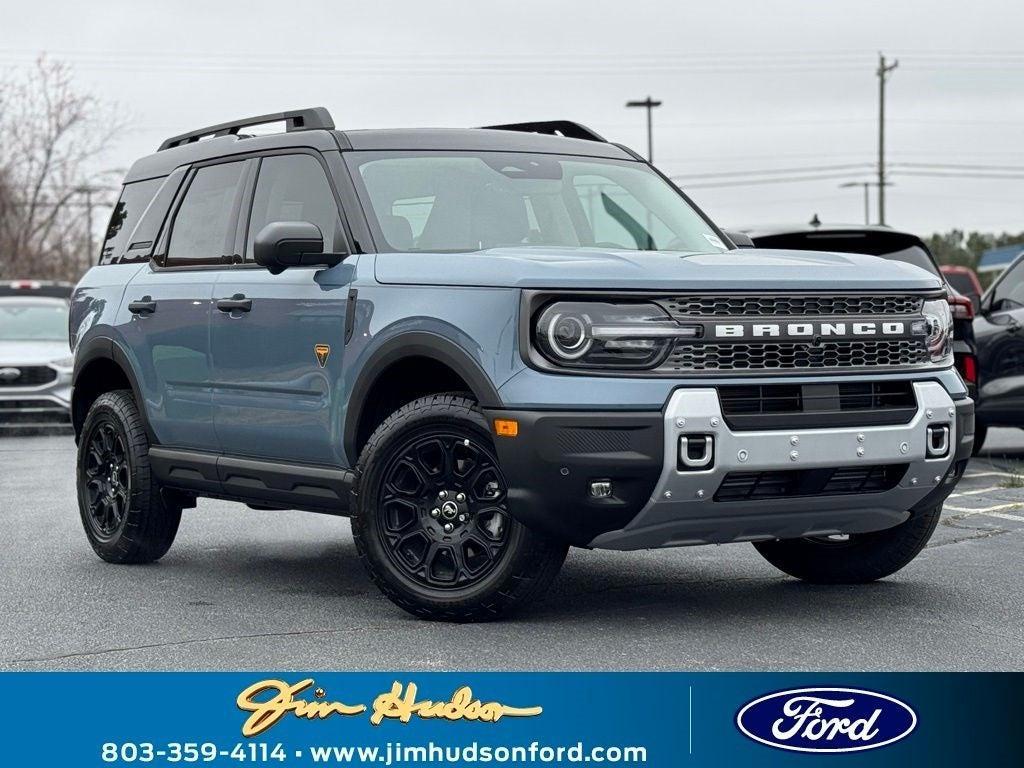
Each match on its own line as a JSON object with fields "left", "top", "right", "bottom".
{"left": 493, "top": 418, "right": 519, "bottom": 438}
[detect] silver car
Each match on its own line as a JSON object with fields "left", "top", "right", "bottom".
{"left": 0, "top": 296, "right": 73, "bottom": 429}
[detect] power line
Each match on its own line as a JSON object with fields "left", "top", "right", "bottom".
{"left": 893, "top": 162, "right": 1024, "bottom": 173}
{"left": 892, "top": 170, "right": 1024, "bottom": 180}
{"left": 678, "top": 163, "right": 873, "bottom": 180}
{"left": 680, "top": 172, "right": 876, "bottom": 189}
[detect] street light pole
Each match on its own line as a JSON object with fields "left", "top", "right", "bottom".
{"left": 839, "top": 182, "right": 871, "bottom": 225}
{"left": 626, "top": 96, "right": 662, "bottom": 162}
{"left": 838, "top": 181, "right": 894, "bottom": 225}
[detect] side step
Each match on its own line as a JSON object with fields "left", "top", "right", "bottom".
{"left": 149, "top": 447, "right": 353, "bottom": 514}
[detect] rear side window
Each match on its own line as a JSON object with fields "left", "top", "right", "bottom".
{"left": 245, "top": 154, "right": 342, "bottom": 259}
{"left": 166, "top": 161, "right": 246, "bottom": 266}
{"left": 99, "top": 179, "right": 161, "bottom": 264}
{"left": 945, "top": 271, "right": 977, "bottom": 296}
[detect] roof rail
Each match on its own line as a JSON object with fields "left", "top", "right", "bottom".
{"left": 158, "top": 107, "right": 335, "bottom": 151}
{"left": 480, "top": 120, "right": 606, "bottom": 143}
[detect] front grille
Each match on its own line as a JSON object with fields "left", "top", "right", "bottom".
{"left": 718, "top": 381, "right": 917, "bottom": 429}
{"left": 0, "top": 366, "right": 57, "bottom": 387}
{"left": 659, "top": 294, "right": 923, "bottom": 318}
{"left": 662, "top": 339, "right": 929, "bottom": 372}
{"left": 0, "top": 399, "right": 70, "bottom": 425}
{"left": 714, "top": 464, "right": 907, "bottom": 502}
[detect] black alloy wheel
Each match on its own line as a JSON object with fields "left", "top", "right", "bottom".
{"left": 82, "top": 420, "right": 131, "bottom": 539}
{"left": 375, "top": 430, "right": 511, "bottom": 589}
{"left": 76, "top": 389, "right": 182, "bottom": 564}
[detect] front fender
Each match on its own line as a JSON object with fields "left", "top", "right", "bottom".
{"left": 341, "top": 328, "right": 504, "bottom": 464}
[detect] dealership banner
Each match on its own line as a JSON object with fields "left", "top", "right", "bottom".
{"left": 1, "top": 672, "right": 1021, "bottom": 765}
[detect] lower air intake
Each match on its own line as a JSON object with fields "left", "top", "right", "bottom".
{"left": 714, "top": 464, "right": 908, "bottom": 502}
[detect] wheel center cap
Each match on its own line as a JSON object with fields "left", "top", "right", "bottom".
{"left": 440, "top": 500, "right": 459, "bottom": 519}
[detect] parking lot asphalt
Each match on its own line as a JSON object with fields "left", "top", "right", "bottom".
{"left": 1, "top": 430, "right": 1022, "bottom": 672}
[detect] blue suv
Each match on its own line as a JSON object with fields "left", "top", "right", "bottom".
{"left": 70, "top": 108, "right": 974, "bottom": 620}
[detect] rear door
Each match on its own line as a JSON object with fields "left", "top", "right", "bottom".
{"left": 210, "top": 151, "right": 353, "bottom": 465}
{"left": 120, "top": 159, "right": 251, "bottom": 450}
{"left": 976, "top": 257, "right": 1024, "bottom": 426}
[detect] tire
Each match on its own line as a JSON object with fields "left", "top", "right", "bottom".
{"left": 752, "top": 504, "right": 943, "bottom": 584}
{"left": 351, "top": 393, "right": 568, "bottom": 622}
{"left": 971, "top": 425, "right": 987, "bottom": 456}
{"left": 76, "top": 390, "right": 181, "bottom": 564}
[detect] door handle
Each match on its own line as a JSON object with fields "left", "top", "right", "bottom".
{"left": 128, "top": 296, "right": 156, "bottom": 315}
{"left": 216, "top": 294, "right": 252, "bottom": 313}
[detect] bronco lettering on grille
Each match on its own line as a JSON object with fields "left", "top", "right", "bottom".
{"left": 714, "top": 321, "right": 910, "bottom": 339}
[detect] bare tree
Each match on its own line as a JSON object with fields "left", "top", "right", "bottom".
{"left": 0, "top": 57, "right": 124, "bottom": 281}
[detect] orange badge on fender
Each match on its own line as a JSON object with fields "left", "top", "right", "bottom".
{"left": 314, "top": 344, "right": 331, "bottom": 368}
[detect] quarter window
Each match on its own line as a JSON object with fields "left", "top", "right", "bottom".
{"left": 166, "top": 161, "right": 246, "bottom": 266}
{"left": 100, "top": 178, "right": 161, "bottom": 264}
{"left": 246, "top": 154, "right": 342, "bottom": 259}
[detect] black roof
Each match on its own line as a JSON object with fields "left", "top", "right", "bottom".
{"left": 342, "top": 128, "right": 632, "bottom": 158}
{"left": 737, "top": 223, "right": 919, "bottom": 240}
{"left": 737, "top": 223, "right": 929, "bottom": 253}
{"left": 124, "top": 108, "right": 637, "bottom": 183}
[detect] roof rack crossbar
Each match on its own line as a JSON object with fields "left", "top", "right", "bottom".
{"left": 158, "top": 107, "right": 335, "bottom": 151}
{"left": 479, "top": 120, "right": 606, "bottom": 143}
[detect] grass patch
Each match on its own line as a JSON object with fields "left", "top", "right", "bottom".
{"left": 999, "top": 471, "right": 1024, "bottom": 489}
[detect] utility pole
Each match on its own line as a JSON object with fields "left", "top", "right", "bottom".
{"left": 876, "top": 53, "right": 898, "bottom": 225}
{"left": 626, "top": 96, "right": 662, "bottom": 162}
{"left": 82, "top": 186, "right": 94, "bottom": 263}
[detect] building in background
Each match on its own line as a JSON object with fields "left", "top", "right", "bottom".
{"left": 978, "top": 242, "right": 1024, "bottom": 278}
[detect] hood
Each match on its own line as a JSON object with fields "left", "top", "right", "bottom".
{"left": 373, "top": 247, "right": 945, "bottom": 292}
{"left": 0, "top": 340, "right": 72, "bottom": 365}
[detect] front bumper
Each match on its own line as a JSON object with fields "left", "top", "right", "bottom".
{"left": 0, "top": 368, "right": 72, "bottom": 429}
{"left": 487, "top": 381, "right": 974, "bottom": 549}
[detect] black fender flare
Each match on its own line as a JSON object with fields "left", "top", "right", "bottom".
{"left": 72, "top": 333, "right": 156, "bottom": 443}
{"left": 342, "top": 331, "right": 502, "bottom": 462}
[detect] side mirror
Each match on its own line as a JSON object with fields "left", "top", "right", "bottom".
{"left": 980, "top": 292, "right": 995, "bottom": 316}
{"left": 722, "top": 230, "right": 755, "bottom": 249}
{"left": 254, "top": 221, "right": 345, "bottom": 274}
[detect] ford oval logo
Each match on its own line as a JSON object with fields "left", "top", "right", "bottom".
{"left": 736, "top": 687, "right": 917, "bottom": 753}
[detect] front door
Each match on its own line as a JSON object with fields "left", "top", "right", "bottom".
{"left": 210, "top": 152, "right": 353, "bottom": 465}
{"left": 977, "top": 257, "right": 1024, "bottom": 427}
{"left": 119, "top": 159, "right": 249, "bottom": 450}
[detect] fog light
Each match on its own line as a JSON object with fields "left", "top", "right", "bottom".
{"left": 926, "top": 424, "right": 950, "bottom": 458}
{"left": 589, "top": 480, "right": 613, "bottom": 498}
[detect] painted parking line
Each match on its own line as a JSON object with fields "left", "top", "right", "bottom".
{"left": 944, "top": 502, "right": 1024, "bottom": 521}
{"left": 963, "top": 471, "right": 1015, "bottom": 480}
{"left": 982, "top": 511, "right": 1024, "bottom": 523}
{"left": 949, "top": 486, "right": 1004, "bottom": 498}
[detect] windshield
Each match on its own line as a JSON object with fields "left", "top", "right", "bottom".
{"left": 345, "top": 151, "right": 727, "bottom": 254}
{"left": 0, "top": 300, "right": 69, "bottom": 341}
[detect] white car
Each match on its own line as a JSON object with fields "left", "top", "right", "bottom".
{"left": 0, "top": 290, "right": 74, "bottom": 429}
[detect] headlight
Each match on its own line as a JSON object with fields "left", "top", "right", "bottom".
{"left": 534, "top": 301, "right": 700, "bottom": 369}
{"left": 917, "top": 298, "right": 953, "bottom": 365}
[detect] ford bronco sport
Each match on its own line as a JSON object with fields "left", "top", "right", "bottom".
{"left": 70, "top": 108, "right": 974, "bottom": 621}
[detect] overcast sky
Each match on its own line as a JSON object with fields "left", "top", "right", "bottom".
{"left": 3, "top": 0, "right": 1022, "bottom": 236}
